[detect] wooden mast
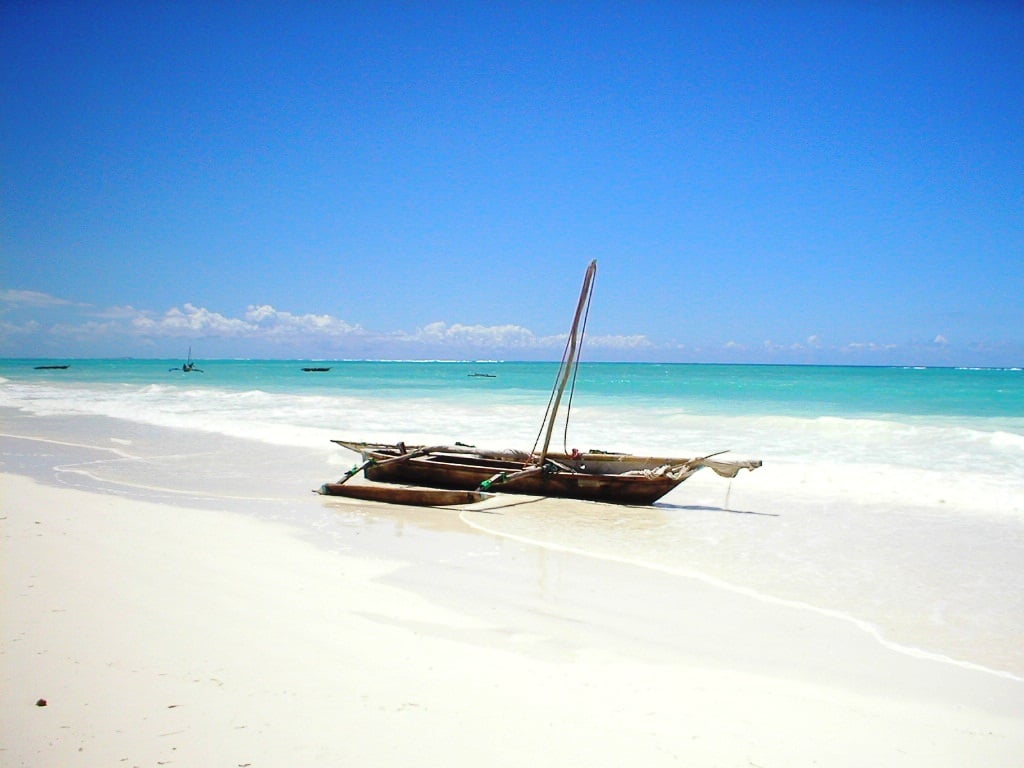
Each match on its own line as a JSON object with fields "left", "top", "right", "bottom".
{"left": 536, "top": 260, "right": 597, "bottom": 464}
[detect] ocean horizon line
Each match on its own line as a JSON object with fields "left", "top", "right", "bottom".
{"left": 3, "top": 356, "right": 1022, "bottom": 372}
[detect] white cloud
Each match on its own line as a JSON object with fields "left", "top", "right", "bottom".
{"left": 122, "top": 302, "right": 370, "bottom": 342}
{"left": 393, "top": 324, "right": 653, "bottom": 352}
{"left": 2, "top": 290, "right": 550, "bottom": 353}
{"left": 399, "top": 322, "right": 542, "bottom": 348}
{"left": 244, "top": 305, "right": 366, "bottom": 338}
{"left": 48, "top": 319, "right": 122, "bottom": 340}
{"left": 763, "top": 339, "right": 809, "bottom": 352}
{"left": 844, "top": 341, "right": 898, "bottom": 353}
{"left": 0, "top": 319, "right": 40, "bottom": 336}
{"left": 3, "top": 287, "right": 1004, "bottom": 364}
{"left": 132, "top": 303, "right": 252, "bottom": 337}
{"left": 94, "top": 305, "right": 151, "bottom": 320}
{"left": 587, "top": 333, "right": 653, "bottom": 350}
{"left": 0, "top": 289, "right": 81, "bottom": 309}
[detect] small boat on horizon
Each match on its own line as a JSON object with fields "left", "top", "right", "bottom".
{"left": 170, "top": 347, "right": 203, "bottom": 373}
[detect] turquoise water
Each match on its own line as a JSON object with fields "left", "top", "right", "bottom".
{"left": 4, "top": 359, "right": 1022, "bottom": 419}
{"left": 4, "top": 358, "right": 1022, "bottom": 477}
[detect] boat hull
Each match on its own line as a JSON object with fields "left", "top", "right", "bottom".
{"left": 366, "top": 461, "right": 681, "bottom": 505}
{"left": 333, "top": 441, "right": 703, "bottom": 506}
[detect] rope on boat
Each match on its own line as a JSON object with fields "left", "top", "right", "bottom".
{"left": 334, "top": 458, "right": 375, "bottom": 486}
{"left": 478, "top": 462, "right": 548, "bottom": 491}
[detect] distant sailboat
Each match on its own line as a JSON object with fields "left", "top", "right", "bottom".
{"left": 171, "top": 347, "right": 203, "bottom": 373}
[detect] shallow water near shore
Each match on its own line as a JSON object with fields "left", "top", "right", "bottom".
{"left": 2, "top": 360, "right": 1023, "bottom": 680}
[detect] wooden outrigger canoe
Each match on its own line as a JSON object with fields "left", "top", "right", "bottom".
{"left": 320, "top": 261, "right": 761, "bottom": 506}
{"left": 331, "top": 440, "right": 760, "bottom": 506}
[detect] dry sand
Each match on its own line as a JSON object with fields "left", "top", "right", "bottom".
{"left": 3, "top": 468, "right": 1022, "bottom": 767}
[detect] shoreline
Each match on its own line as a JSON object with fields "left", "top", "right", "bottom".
{"left": 3, "top": 408, "right": 1023, "bottom": 678}
{"left": 3, "top": 420, "right": 1023, "bottom": 764}
{"left": 459, "top": 511, "right": 1024, "bottom": 685}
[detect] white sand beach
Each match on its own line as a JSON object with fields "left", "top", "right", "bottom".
{"left": 2, "top": 405, "right": 1024, "bottom": 765}
{"left": 3, "top": 421, "right": 1023, "bottom": 766}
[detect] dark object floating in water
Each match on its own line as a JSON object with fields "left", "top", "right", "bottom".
{"left": 302, "top": 367, "right": 332, "bottom": 372}
{"left": 34, "top": 365, "right": 69, "bottom": 370}
{"left": 468, "top": 373, "right": 496, "bottom": 378}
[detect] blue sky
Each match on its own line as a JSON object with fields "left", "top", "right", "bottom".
{"left": 2, "top": 1, "right": 1022, "bottom": 365}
